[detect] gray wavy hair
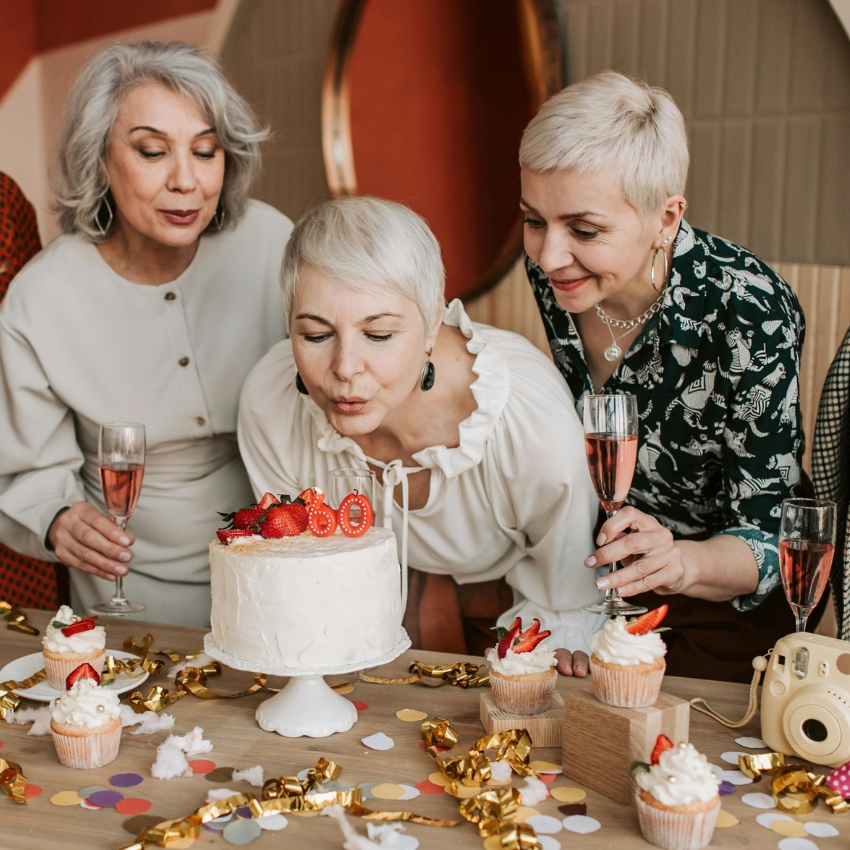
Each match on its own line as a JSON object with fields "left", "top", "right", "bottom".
{"left": 53, "top": 41, "right": 268, "bottom": 241}
{"left": 281, "top": 196, "right": 445, "bottom": 331}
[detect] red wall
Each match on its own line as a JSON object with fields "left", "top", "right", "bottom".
{"left": 348, "top": 0, "right": 534, "bottom": 301}
{"left": 0, "top": 0, "right": 38, "bottom": 102}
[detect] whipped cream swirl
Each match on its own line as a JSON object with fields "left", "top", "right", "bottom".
{"left": 635, "top": 742, "right": 720, "bottom": 806}
{"left": 43, "top": 606, "right": 106, "bottom": 655}
{"left": 487, "top": 643, "right": 557, "bottom": 676}
{"left": 51, "top": 678, "right": 121, "bottom": 729}
{"left": 590, "top": 616, "right": 666, "bottom": 666}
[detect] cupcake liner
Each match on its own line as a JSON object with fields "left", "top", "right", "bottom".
{"left": 43, "top": 651, "right": 106, "bottom": 691}
{"left": 635, "top": 793, "right": 720, "bottom": 850}
{"left": 51, "top": 718, "right": 121, "bottom": 770}
{"left": 590, "top": 658, "right": 665, "bottom": 708}
{"left": 490, "top": 668, "right": 557, "bottom": 715}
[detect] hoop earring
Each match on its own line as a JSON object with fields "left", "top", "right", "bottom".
{"left": 650, "top": 247, "right": 669, "bottom": 292}
{"left": 95, "top": 193, "right": 114, "bottom": 238}
{"left": 419, "top": 349, "right": 435, "bottom": 392}
{"left": 295, "top": 372, "right": 309, "bottom": 395}
{"left": 214, "top": 203, "right": 225, "bottom": 231}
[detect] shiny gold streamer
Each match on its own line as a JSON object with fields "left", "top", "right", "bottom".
{"left": 0, "top": 669, "right": 47, "bottom": 719}
{"left": 100, "top": 654, "right": 162, "bottom": 687}
{"left": 0, "top": 757, "right": 28, "bottom": 805}
{"left": 421, "top": 716, "right": 458, "bottom": 749}
{"left": 0, "top": 601, "right": 39, "bottom": 636}
{"left": 738, "top": 753, "right": 848, "bottom": 815}
{"left": 358, "top": 660, "right": 490, "bottom": 687}
{"left": 123, "top": 634, "right": 181, "bottom": 663}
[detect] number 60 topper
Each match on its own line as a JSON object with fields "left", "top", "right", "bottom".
{"left": 297, "top": 487, "right": 374, "bottom": 539}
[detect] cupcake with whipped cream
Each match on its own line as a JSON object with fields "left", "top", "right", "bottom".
{"left": 633, "top": 737, "right": 721, "bottom": 850}
{"left": 589, "top": 605, "right": 668, "bottom": 708}
{"left": 487, "top": 617, "right": 557, "bottom": 714}
{"left": 50, "top": 670, "right": 122, "bottom": 769}
{"left": 42, "top": 606, "right": 106, "bottom": 690}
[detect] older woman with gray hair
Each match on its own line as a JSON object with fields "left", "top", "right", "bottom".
{"left": 520, "top": 71, "right": 806, "bottom": 681}
{"left": 238, "top": 195, "right": 603, "bottom": 661}
{"left": 0, "top": 41, "right": 293, "bottom": 625}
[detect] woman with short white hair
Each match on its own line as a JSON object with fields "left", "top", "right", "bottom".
{"left": 238, "top": 195, "right": 603, "bottom": 660}
{"left": 0, "top": 41, "right": 293, "bottom": 624}
{"left": 520, "top": 71, "right": 805, "bottom": 680}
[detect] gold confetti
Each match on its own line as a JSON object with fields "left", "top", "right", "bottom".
{"left": 483, "top": 836, "right": 502, "bottom": 850}
{"left": 395, "top": 709, "right": 428, "bottom": 722}
{"left": 714, "top": 809, "right": 739, "bottom": 828}
{"left": 528, "top": 760, "right": 561, "bottom": 774}
{"left": 445, "top": 784, "right": 481, "bottom": 799}
{"left": 331, "top": 683, "right": 354, "bottom": 695}
{"left": 151, "top": 821, "right": 194, "bottom": 849}
{"left": 550, "top": 786, "right": 586, "bottom": 803}
{"left": 370, "top": 784, "right": 406, "bottom": 801}
{"left": 513, "top": 806, "right": 540, "bottom": 822}
{"left": 486, "top": 777, "right": 511, "bottom": 787}
{"left": 50, "top": 790, "right": 83, "bottom": 806}
{"left": 770, "top": 820, "right": 809, "bottom": 837}
{"left": 428, "top": 772, "right": 451, "bottom": 788}
{"left": 461, "top": 777, "right": 482, "bottom": 788}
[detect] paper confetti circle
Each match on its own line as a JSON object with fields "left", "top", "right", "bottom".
{"left": 804, "top": 822, "right": 839, "bottom": 838}
{"left": 427, "top": 772, "right": 451, "bottom": 788}
{"left": 88, "top": 790, "right": 124, "bottom": 807}
{"left": 24, "top": 785, "right": 43, "bottom": 801}
{"left": 461, "top": 776, "right": 481, "bottom": 788}
{"left": 352, "top": 701, "right": 369, "bottom": 712}
{"left": 395, "top": 709, "right": 428, "bottom": 722}
{"left": 122, "top": 814, "right": 164, "bottom": 835}
{"left": 80, "top": 799, "right": 104, "bottom": 810}
{"left": 529, "top": 761, "right": 562, "bottom": 774}
{"left": 524, "top": 815, "right": 563, "bottom": 834}
{"left": 446, "top": 784, "right": 481, "bottom": 799}
{"left": 371, "top": 783, "right": 406, "bottom": 800}
{"left": 756, "top": 813, "right": 792, "bottom": 828}
{"left": 741, "top": 792, "right": 776, "bottom": 809}
{"left": 487, "top": 777, "right": 512, "bottom": 787}
{"left": 550, "top": 787, "right": 586, "bottom": 803}
{"left": 50, "top": 791, "right": 83, "bottom": 806}
{"left": 714, "top": 810, "right": 739, "bottom": 829}
{"left": 720, "top": 751, "right": 749, "bottom": 765}
{"left": 188, "top": 759, "right": 216, "bottom": 775}
{"left": 223, "top": 818, "right": 262, "bottom": 844}
{"left": 514, "top": 806, "right": 541, "bottom": 822}
{"left": 735, "top": 736, "right": 766, "bottom": 749}
{"left": 777, "top": 839, "right": 819, "bottom": 850}
{"left": 537, "top": 838, "right": 561, "bottom": 850}
{"left": 771, "top": 820, "right": 809, "bottom": 838}
{"left": 333, "top": 683, "right": 354, "bottom": 695}
{"left": 206, "top": 767, "right": 238, "bottom": 783}
{"left": 258, "top": 813, "right": 288, "bottom": 831}
{"left": 116, "top": 798, "right": 152, "bottom": 816}
{"left": 361, "top": 732, "right": 394, "bottom": 750}
{"left": 78, "top": 785, "right": 109, "bottom": 798}
{"left": 718, "top": 769, "right": 753, "bottom": 785}
{"left": 398, "top": 784, "right": 420, "bottom": 801}
{"left": 390, "top": 836, "right": 419, "bottom": 850}
{"left": 415, "top": 779, "right": 445, "bottom": 795}
{"left": 562, "top": 815, "right": 601, "bottom": 834}
{"left": 718, "top": 781, "right": 735, "bottom": 795}
{"left": 110, "top": 773, "right": 144, "bottom": 788}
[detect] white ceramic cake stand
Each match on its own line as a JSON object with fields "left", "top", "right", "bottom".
{"left": 203, "top": 631, "right": 411, "bottom": 738}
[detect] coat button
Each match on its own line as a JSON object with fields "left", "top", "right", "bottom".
{"left": 178, "top": 356, "right": 190, "bottom": 367}
{"left": 164, "top": 292, "right": 176, "bottom": 301}
{"left": 195, "top": 417, "right": 206, "bottom": 427}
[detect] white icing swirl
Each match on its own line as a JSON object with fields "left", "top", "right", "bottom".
{"left": 51, "top": 678, "right": 121, "bottom": 729}
{"left": 43, "top": 607, "right": 106, "bottom": 655}
{"left": 635, "top": 742, "right": 720, "bottom": 807}
{"left": 590, "top": 616, "right": 666, "bottom": 666}
{"left": 487, "top": 643, "right": 557, "bottom": 675}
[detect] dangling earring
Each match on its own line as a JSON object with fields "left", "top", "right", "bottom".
{"left": 650, "top": 241, "right": 670, "bottom": 292}
{"left": 295, "top": 372, "right": 309, "bottom": 395}
{"left": 95, "top": 192, "right": 114, "bottom": 238}
{"left": 214, "top": 202, "right": 225, "bottom": 231}
{"left": 419, "top": 349, "right": 435, "bottom": 391}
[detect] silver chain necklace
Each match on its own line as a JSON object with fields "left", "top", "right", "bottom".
{"left": 595, "top": 289, "right": 667, "bottom": 362}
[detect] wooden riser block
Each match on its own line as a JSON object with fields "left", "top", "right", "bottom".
{"left": 480, "top": 691, "right": 564, "bottom": 747}
{"left": 561, "top": 687, "right": 690, "bottom": 805}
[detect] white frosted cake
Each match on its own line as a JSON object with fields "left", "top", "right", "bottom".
{"left": 209, "top": 526, "right": 404, "bottom": 670}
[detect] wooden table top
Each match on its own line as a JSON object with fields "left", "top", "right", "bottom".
{"left": 1, "top": 609, "right": 846, "bottom": 849}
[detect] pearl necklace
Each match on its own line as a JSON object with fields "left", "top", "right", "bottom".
{"left": 595, "top": 288, "right": 667, "bottom": 362}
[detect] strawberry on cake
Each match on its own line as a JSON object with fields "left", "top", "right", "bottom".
{"left": 42, "top": 606, "right": 106, "bottom": 690}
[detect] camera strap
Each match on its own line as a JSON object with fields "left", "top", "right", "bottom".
{"left": 688, "top": 654, "right": 767, "bottom": 728}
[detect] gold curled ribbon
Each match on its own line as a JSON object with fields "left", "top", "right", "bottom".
{"left": 123, "top": 634, "right": 181, "bottom": 663}
{"left": 0, "top": 757, "right": 28, "bottom": 805}
{"left": 357, "top": 660, "right": 490, "bottom": 687}
{"left": 458, "top": 786, "right": 541, "bottom": 847}
{"left": 0, "top": 601, "right": 39, "bottom": 636}
{"left": 0, "top": 669, "right": 47, "bottom": 719}
{"left": 738, "top": 753, "right": 848, "bottom": 815}
{"left": 100, "top": 654, "right": 162, "bottom": 687}
{"left": 421, "top": 716, "right": 459, "bottom": 750}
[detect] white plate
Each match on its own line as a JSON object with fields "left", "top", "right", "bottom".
{"left": 0, "top": 650, "right": 150, "bottom": 702}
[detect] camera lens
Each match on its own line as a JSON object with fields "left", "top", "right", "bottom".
{"left": 802, "top": 718, "right": 828, "bottom": 742}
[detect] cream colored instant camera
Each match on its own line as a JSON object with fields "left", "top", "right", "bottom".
{"left": 761, "top": 632, "right": 850, "bottom": 768}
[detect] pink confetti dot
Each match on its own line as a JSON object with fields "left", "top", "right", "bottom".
{"left": 188, "top": 759, "right": 216, "bottom": 775}
{"left": 352, "top": 701, "right": 369, "bottom": 712}
{"left": 116, "top": 798, "right": 152, "bottom": 815}
{"left": 415, "top": 780, "right": 445, "bottom": 795}
{"left": 24, "top": 785, "right": 42, "bottom": 800}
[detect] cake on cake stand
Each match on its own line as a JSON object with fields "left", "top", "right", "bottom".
{"left": 204, "top": 631, "right": 411, "bottom": 738}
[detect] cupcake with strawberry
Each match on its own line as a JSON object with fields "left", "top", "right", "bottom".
{"left": 631, "top": 735, "right": 721, "bottom": 850}
{"left": 487, "top": 618, "right": 557, "bottom": 714}
{"left": 42, "top": 606, "right": 106, "bottom": 690}
{"left": 50, "top": 663, "right": 122, "bottom": 769}
{"left": 589, "top": 605, "right": 668, "bottom": 708}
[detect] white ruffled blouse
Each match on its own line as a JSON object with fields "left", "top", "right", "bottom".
{"left": 238, "top": 299, "right": 605, "bottom": 652}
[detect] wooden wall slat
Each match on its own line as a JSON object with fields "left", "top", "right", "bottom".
{"left": 723, "top": 0, "right": 758, "bottom": 117}
{"left": 717, "top": 120, "right": 752, "bottom": 245}
{"left": 754, "top": 0, "right": 793, "bottom": 115}
{"left": 692, "top": 0, "right": 726, "bottom": 119}
{"left": 749, "top": 117, "right": 786, "bottom": 261}
{"left": 665, "top": 0, "right": 697, "bottom": 118}
{"left": 782, "top": 115, "right": 823, "bottom": 262}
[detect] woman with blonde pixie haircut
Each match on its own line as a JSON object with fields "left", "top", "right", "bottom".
{"left": 239, "top": 196, "right": 604, "bottom": 661}
{"left": 520, "top": 71, "right": 806, "bottom": 681}
{"left": 0, "top": 42, "right": 293, "bottom": 624}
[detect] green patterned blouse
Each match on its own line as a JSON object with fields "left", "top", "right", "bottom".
{"left": 525, "top": 220, "right": 805, "bottom": 610}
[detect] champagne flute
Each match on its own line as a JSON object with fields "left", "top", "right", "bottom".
{"left": 331, "top": 468, "right": 377, "bottom": 526}
{"left": 779, "top": 498, "right": 836, "bottom": 633}
{"left": 91, "top": 423, "right": 146, "bottom": 615}
{"left": 581, "top": 394, "right": 647, "bottom": 615}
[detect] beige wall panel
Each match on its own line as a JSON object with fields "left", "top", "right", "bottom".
{"left": 717, "top": 120, "right": 753, "bottom": 245}
{"left": 692, "top": 0, "right": 726, "bottom": 119}
{"left": 612, "top": 0, "right": 641, "bottom": 77}
{"left": 782, "top": 115, "right": 822, "bottom": 262}
{"left": 562, "top": 1, "right": 591, "bottom": 83}
{"left": 723, "top": 0, "right": 758, "bottom": 117}
{"left": 789, "top": 0, "right": 832, "bottom": 113}
{"left": 824, "top": 8, "right": 850, "bottom": 109}
{"left": 665, "top": 0, "right": 697, "bottom": 118}
{"left": 638, "top": 0, "right": 668, "bottom": 86}
{"left": 587, "top": 0, "right": 615, "bottom": 74}
{"left": 754, "top": 0, "right": 793, "bottom": 115}
{"left": 816, "top": 113, "right": 850, "bottom": 265}
{"left": 688, "top": 122, "right": 721, "bottom": 234}
{"left": 749, "top": 117, "right": 786, "bottom": 262}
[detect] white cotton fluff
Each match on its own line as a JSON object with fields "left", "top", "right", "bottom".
{"left": 490, "top": 760, "right": 512, "bottom": 783}
{"left": 366, "top": 823, "right": 406, "bottom": 845}
{"left": 206, "top": 788, "right": 241, "bottom": 803}
{"left": 120, "top": 706, "right": 175, "bottom": 735}
{"left": 6, "top": 705, "right": 52, "bottom": 736}
{"left": 169, "top": 726, "right": 213, "bottom": 755}
{"left": 519, "top": 775, "right": 549, "bottom": 807}
{"left": 232, "top": 765, "right": 264, "bottom": 787}
{"left": 323, "top": 804, "right": 383, "bottom": 849}
{"left": 166, "top": 652, "right": 216, "bottom": 682}
{"left": 151, "top": 741, "right": 192, "bottom": 780}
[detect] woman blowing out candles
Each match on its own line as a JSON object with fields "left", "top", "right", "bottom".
{"left": 519, "top": 71, "right": 806, "bottom": 681}
{"left": 0, "top": 42, "right": 292, "bottom": 624}
{"left": 238, "top": 195, "right": 605, "bottom": 660}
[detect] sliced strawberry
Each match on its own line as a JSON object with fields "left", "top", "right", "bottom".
{"left": 495, "top": 617, "right": 522, "bottom": 659}
{"left": 626, "top": 605, "right": 669, "bottom": 636}
{"left": 650, "top": 734, "right": 674, "bottom": 765}
{"left": 217, "top": 529, "right": 256, "bottom": 544}
{"left": 297, "top": 487, "right": 324, "bottom": 507}
{"left": 511, "top": 627, "right": 551, "bottom": 655}
{"left": 66, "top": 663, "right": 101, "bottom": 690}
{"left": 308, "top": 502, "right": 337, "bottom": 537}
{"left": 60, "top": 616, "right": 98, "bottom": 637}
{"left": 259, "top": 504, "right": 307, "bottom": 538}
{"left": 258, "top": 492, "right": 281, "bottom": 511}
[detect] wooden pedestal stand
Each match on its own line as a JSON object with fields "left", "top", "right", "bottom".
{"left": 480, "top": 691, "right": 564, "bottom": 747}
{"left": 561, "top": 687, "right": 690, "bottom": 804}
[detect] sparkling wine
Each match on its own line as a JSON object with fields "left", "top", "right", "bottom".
{"left": 100, "top": 463, "right": 144, "bottom": 520}
{"left": 584, "top": 433, "right": 638, "bottom": 512}
{"left": 779, "top": 538, "right": 834, "bottom": 611}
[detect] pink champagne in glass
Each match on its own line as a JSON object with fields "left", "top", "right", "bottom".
{"left": 581, "top": 394, "right": 646, "bottom": 616}
{"left": 779, "top": 497, "right": 836, "bottom": 633}
{"left": 99, "top": 463, "right": 144, "bottom": 524}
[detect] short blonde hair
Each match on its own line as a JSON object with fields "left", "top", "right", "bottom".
{"left": 281, "top": 196, "right": 445, "bottom": 330}
{"left": 520, "top": 71, "right": 689, "bottom": 218}
{"left": 53, "top": 41, "right": 268, "bottom": 241}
